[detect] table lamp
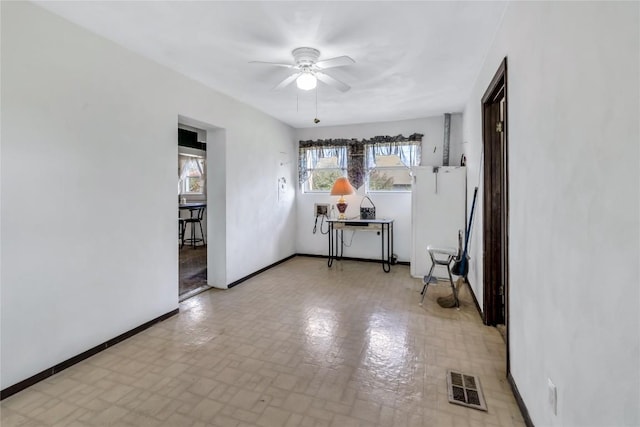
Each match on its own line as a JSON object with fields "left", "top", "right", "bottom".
{"left": 330, "top": 177, "right": 355, "bottom": 219}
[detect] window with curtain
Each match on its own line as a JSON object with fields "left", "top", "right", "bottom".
{"left": 298, "top": 134, "right": 422, "bottom": 192}
{"left": 179, "top": 154, "right": 206, "bottom": 195}
{"left": 299, "top": 141, "right": 349, "bottom": 192}
{"left": 365, "top": 136, "right": 422, "bottom": 192}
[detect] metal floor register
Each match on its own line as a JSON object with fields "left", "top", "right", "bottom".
{"left": 446, "top": 370, "right": 488, "bottom": 411}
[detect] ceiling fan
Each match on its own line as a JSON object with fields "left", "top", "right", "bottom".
{"left": 251, "top": 47, "right": 355, "bottom": 92}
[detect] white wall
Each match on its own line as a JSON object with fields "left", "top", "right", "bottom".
{"left": 295, "top": 116, "right": 462, "bottom": 262}
{"left": 462, "top": 2, "right": 639, "bottom": 426}
{"left": 0, "top": 2, "right": 296, "bottom": 390}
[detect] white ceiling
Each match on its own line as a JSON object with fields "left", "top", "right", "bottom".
{"left": 35, "top": 1, "right": 507, "bottom": 129}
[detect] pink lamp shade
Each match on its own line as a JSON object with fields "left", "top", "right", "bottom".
{"left": 330, "top": 177, "right": 355, "bottom": 219}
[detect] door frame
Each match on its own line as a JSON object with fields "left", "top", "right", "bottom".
{"left": 481, "top": 57, "right": 510, "bottom": 369}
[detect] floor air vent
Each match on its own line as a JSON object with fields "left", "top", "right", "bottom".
{"left": 446, "top": 370, "right": 487, "bottom": 411}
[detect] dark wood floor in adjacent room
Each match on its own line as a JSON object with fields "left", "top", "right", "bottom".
{"left": 179, "top": 244, "right": 208, "bottom": 297}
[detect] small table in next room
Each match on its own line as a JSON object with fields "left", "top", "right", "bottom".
{"left": 327, "top": 218, "right": 394, "bottom": 273}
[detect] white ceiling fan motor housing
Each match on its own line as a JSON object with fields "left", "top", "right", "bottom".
{"left": 292, "top": 47, "right": 321, "bottom": 68}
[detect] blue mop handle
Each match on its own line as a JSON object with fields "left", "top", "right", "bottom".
{"left": 459, "top": 187, "right": 478, "bottom": 275}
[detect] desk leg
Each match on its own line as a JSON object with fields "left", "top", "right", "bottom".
{"left": 382, "top": 223, "right": 391, "bottom": 273}
{"left": 328, "top": 227, "right": 344, "bottom": 267}
{"left": 389, "top": 223, "right": 393, "bottom": 260}
{"left": 390, "top": 223, "right": 394, "bottom": 262}
{"left": 328, "top": 223, "right": 334, "bottom": 267}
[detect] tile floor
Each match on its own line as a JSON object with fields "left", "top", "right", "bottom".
{"left": 1, "top": 257, "right": 525, "bottom": 426}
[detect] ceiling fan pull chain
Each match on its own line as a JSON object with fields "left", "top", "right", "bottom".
{"left": 313, "top": 85, "right": 320, "bottom": 124}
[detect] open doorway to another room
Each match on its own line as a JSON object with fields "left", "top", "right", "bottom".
{"left": 178, "top": 125, "right": 210, "bottom": 300}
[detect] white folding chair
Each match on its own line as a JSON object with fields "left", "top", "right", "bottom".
{"left": 419, "top": 246, "right": 460, "bottom": 307}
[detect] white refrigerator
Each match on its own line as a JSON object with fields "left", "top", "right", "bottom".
{"left": 410, "top": 166, "right": 466, "bottom": 278}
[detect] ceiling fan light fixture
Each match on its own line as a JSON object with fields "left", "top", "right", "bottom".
{"left": 296, "top": 72, "right": 317, "bottom": 90}
{"left": 252, "top": 47, "right": 352, "bottom": 92}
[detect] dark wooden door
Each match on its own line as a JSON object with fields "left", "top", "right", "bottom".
{"left": 482, "top": 59, "right": 508, "bottom": 329}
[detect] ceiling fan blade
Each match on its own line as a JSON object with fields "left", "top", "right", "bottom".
{"left": 316, "top": 72, "right": 351, "bottom": 92}
{"left": 249, "top": 61, "right": 295, "bottom": 69}
{"left": 273, "top": 73, "right": 301, "bottom": 90}
{"left": 315, "top": 55, "right": 355, "bottom": 69}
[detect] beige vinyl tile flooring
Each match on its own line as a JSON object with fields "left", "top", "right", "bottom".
{"left": 1, "top": 257, "right": 525, "bottom": 427}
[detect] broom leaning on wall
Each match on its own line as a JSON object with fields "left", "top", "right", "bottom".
{"left": 437, "top": 186, "right": 478, "bottom": 308}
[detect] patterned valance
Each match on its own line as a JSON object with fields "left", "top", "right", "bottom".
{"left": 299, "top": 138, "right": 360, "bottom": 148}
{"left": 362, "top": 133, "right": 423, "bottom": 144}
{"left": 298, "top": 134, "right": 423, "bottom": 190}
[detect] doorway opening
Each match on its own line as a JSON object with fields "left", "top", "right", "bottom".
{"left": 178, "top": 125, "right": 209, "bottom": 300}
{"left": 482, "top": 58, "right": 509, "bottom": 370}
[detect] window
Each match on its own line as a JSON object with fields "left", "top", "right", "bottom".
{"left": 365, "top": 141, "right": 421, "bottom": 192}
{"left": 367, "top": 154, "right": 413, "bottom": 191}
{"left": 307, "top": 156, "right": 344, "bottom": 191}
{"left": 299, "top": 146, "right": 347, "bottom": 192}
{"left": 179, "top": 154, "right": 205, "bottom": 195}
{"left": 299, "top": 135, "right": 422, "bottom": 192}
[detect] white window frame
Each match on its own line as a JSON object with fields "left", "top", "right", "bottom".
{"left": 179, "top": 153, "right": 206, "bottom": 196}
{"left": 365, "top": 141, "right": 420, "bottom": 193}
{"left": 366, "top": 165, "right": 413, "bottom": 193}
{"left": 301, "top": 146, "right": 347, "bottom": 193}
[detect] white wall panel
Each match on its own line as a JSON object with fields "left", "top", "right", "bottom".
{"left": 462, "top": 2, "right": 639, "bottom": 425}
{"left": 0, "top": 2, "right": 296, "bottom": 389}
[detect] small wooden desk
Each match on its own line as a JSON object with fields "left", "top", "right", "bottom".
{"left": 327, "top": 218, "right": 394, "bottom": 273}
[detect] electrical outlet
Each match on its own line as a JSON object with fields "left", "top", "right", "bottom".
{"left": 548, "top": 378, "right": 557, "bottom": 415}
{"left": 314, "top": 203, "right": 329, "bottom": 217}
